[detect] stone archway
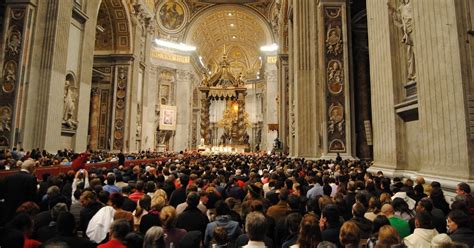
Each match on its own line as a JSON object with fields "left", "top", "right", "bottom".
{"left": 88, "top": 0, "right": 132, "bottom": 151}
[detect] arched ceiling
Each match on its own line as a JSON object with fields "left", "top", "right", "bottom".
{"left": 185, "top": 5, "right": 273, "bottom": 79}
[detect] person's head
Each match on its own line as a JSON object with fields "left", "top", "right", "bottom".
{"left": 380, "top": 204, "right": 394, "bottom": 217}
{"left": 352, "top": 202, "right": 366, "bottom": 218}
{"left": 50, "top": 203, "right": 68, "bottom": 221}
{"left": 391, "top": 197, "right": 410, "bottom": 214}
{"left": 297, "top": 213, "right": 321, "bottom": 247}
{"left": 447, "top": 210, "right": 470, "bottom": 233}
{"left": 456, "top": 183, "right": 471, "bottom": 196}
{"left": 15, "top": 201, "right": 40, "bottom": 217}
{"left": 143, "top": 226, "right": 165, "bottom": 248}
{"left": 186, "top": 191, "right": 200, "bottom": 208}
{"left": 286, "top": 212, "right": 303, "bottom": 235}
{"left": 109, "top": 219, "right": 130, "bottom": 241}
{"left": 376, "top": 225, "right": 400, "bottom": 247}
{"left": 109, "top": 192, "right": 124, "bottom": 209}
{"left": 21, "top": 159, "right": 36, "bottom": 174}
{"left": 372, "top": 215, "right": 390, "bottom": 234}
{"left": 106, "top": 173, "right": 116, "bottom": 185}
{"left": 416, "top": 197, "right": 433, "bottom": 213}
{"left": 279, "top": 188, "right": 289, "bottom": 202}
{"left": 339, "top": 221, "right": 360, "bottom": 247}
{"left": 160, "top": 206, "right": 177, "bottom": 228}
{"left": 79, "top": 190, "right": 96, "bottom": 206}
{"left": 124, "top": 232, "right": 144, "bottom": 248}
{"left": 245, "top": 211, "right": 267, "bottom": 242}
{"left": 56, "top": 212, "right": 76, "bottom": 236}
{"left": 415, "top": 211, "right": 434, "bottom": 229}
{"left": 415, "top": 176, "right": 425, "bottom": 185}
{"left": 180, "top": 174, "right": 190, "bottom": 187}
{"left": 135, "top": 180, "right": 145, "bottom": 192}
{"left": 215, "top": 200, "right": 231, "bottom": 216}
{"left": 321, "top": 204, "right": 340, "bottom": 228}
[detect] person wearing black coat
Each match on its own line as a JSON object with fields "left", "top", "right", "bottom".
{"left": 0, "top": 159, "right": 37, "bottom": 223}
{"left": 169, "top": 174, "right": 189, "bottom": 207}
{"left": 43, "top": 212, "right": 96, "bottom": 248}
{"left": 176, "top": 192, "right": 209, "bottom": 239}
{"left": 448, "top": 210, "right": 474, "bottom": 247}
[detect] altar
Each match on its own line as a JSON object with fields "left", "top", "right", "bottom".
{"left": 198, "top": 49, "right": 251, "bottom": 150}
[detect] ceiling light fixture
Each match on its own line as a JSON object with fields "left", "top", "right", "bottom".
{"left": 154, "top": 38, "right": 196, "bottom": 52}
{"left": 260, "top": 43, "right": 279, "bottom": 52}
{"left": 232, "top": 35, "right": 237, "bottom": 39}
{"left": 227, "top": 13, "right": 233, "bottom": 16}
{"left": 230, "top": 24, "right": 235, "bottom": 27}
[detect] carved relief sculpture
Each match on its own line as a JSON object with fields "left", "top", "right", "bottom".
{"left": 7, "top": 29, "right": 21, "bottom": 56}
{"left": 328, "top": 103, "right": 344, "bottom": 135}
{"left": 392, "top": 0, "right": 416, "bottom": 81}
{"left": 326, "top": 24, "right": 342, "bottom": 55}
{"left": 327, "top": 60, "right": 343, "bottom": 94}
{"left": 0, "top": 106, "right": 12, "bottom": 133}
{"left": 3, "top": 61, "right": 17, "bottom": 93}
{"left": 62, "top": 78, "right": 78, "bottom": 129}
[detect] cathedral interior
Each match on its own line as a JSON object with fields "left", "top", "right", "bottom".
{"left": 0, "top": 0, "right": 473, "bottom": 187}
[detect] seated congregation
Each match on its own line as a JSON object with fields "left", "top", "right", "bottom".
{"left": 1, "top": 152, "right": 474, "bottom": 248}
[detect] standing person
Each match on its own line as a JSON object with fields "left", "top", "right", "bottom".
{"left": 242, "top": 212, "right": 268, "bottom": 248}
{"left": 0, "top": 159, "right": 37, "bottom": 223}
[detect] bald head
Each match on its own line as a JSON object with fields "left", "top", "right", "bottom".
{"left": 381, "top": 204, "right": 394, "bottom": 217}
{"left": 415, "top": 176, "right": 425, "bottom": 185}
{"left": 21, "top": 159, "right": 36, "bottom": 174}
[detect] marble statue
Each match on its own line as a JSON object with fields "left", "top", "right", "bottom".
{"left": 393, "top": 0, "right": 416, "bottom": 81}
{"left": 62, "top": 79, "right": 78, "bottom": 129}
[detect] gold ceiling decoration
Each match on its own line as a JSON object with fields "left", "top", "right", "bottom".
{"left": 185, "top": 5, "right": 273, "bottom": 79}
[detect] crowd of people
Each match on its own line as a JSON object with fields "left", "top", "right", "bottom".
{"left": 0, "top": 150, "right": 474, "bottom": 248}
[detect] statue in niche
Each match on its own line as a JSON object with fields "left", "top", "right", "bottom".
{"left": 0, "top": 106, "right": 11, "bottom": 133}
{"left": 62, "top": 78, "right": 78, "bottom": 129}
{"left": 392, "top": 0, "right": 416, "bottom": 81}
{"left": 136, "top": 103, "right": 142, "bottom": 138}
{"left": 326, "top": 25, "right": 342, "bottom": 55}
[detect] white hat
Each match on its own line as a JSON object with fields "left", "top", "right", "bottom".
{"left": 392, "top": 191, "right": 416, "bottom": 210}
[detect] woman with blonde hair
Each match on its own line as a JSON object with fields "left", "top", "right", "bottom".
{"left": 375, "top": 225, "right": 401, "bottom": 248}
{"left": 139, "top": 194, "right": 166, "bottom": 234}
{"left": 160, "top": 206, "right": 187, "bottom": 247}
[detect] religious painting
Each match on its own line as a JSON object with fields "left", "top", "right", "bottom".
{"left": 159, "top": 0, "right": 186, "bottom": 32}
{"left": 159, "top": 105, "right": 177, "bottom": 131}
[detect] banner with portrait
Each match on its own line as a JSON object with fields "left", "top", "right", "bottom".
{"left": 159, "top": 105, "right": 177, "bottom": 130}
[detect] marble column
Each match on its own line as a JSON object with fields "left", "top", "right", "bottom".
{"left": 277, "top": 55, "right": 290, "bottom": 153}
{"left": 290, "top": 0, "right": 320, "bottom": 158}
{"left": 175, "top": 70, "right": 193, "bottom": 151}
